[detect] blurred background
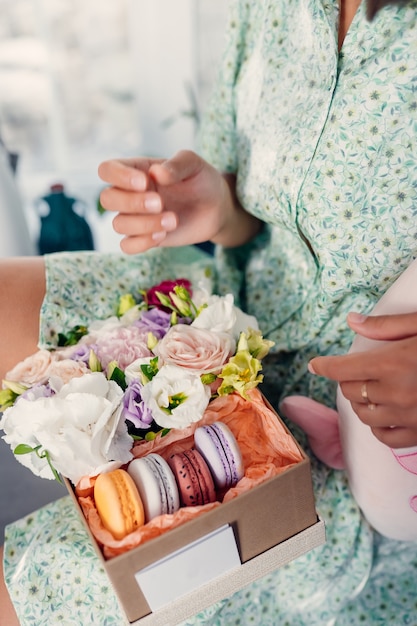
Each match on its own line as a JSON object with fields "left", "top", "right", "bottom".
{"left": 0, "top": 0, "right": 229, "bottom": 540}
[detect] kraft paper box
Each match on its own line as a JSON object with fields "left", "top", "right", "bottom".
{"left": 65, "top": 393, "right": 325, "bottom": 624}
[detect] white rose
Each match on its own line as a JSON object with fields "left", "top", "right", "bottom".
{"left": 0, "top": 372, "right": 132, "bottom": 484}
{"left": 141, "top": 364, "right": 211, "bottom": 429}
{"left": 153, "top": 324, "right": 235, "bottom": 374}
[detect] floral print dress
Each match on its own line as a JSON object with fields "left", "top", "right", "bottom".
{"left": 4, "top": 1, "right": 417, "bottom": 624}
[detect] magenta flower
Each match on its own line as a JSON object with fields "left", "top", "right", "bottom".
{"left": 145, "top": 279, "right": 192, "bottom": 311}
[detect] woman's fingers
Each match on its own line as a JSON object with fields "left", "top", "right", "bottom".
{"left": 369, "top": 426, "right": 417, "bottom": 448}
{"left": 149, "top": 150, "right": 204, "bottom": 186}
{"left": 347, "top": 311, "right": 417, "bottom": 341}
{"left": 98, "top": 157, "right": 163, "bottom": 190}
{"left": 309, "top": 346, "right": 383, "bottom": 382}
{"left": 100, "top": 187, "right": 162, "bottom": 215}
{"left": 309, "top": 335, "right": 417, "bottom": 382}
{"left": 309, "top": 328, "right": 417, "bottom": 447}
{"left": 119, "top": 231, "right": 167, "bottom": 254}
{"left": 340, "top": 376, "right": 417, "bottom": 411}
{"left": 113, "top": 211, "right": 177, "bottom": 239}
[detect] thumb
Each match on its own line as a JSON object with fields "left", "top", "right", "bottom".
{"left": 347, "top": 311, "right": 417, "bottom": 341}
{"left": 149, "top": 150, "right": 203, "bottom": 187}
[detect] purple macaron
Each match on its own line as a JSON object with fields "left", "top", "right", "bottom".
{"left": 194, "top": 421, "right": 244, "bottom": 490}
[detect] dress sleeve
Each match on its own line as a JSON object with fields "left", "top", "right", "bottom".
{"left": 197, "top": 1, "right": 269, "bottom": 307}
{"left": 197, "top": 0, "right": 251, "bottom": 173}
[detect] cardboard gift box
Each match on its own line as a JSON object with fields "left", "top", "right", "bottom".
{"left": 65, "top": 391, "right": 325, "bottom": 625}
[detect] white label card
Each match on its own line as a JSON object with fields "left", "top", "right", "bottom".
{"left": 135, "top": 524, "right": 241, "bottom": 612}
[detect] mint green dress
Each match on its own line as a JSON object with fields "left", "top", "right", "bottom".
{"left": 4, "top": 1, "right": 417, "bottom": 624}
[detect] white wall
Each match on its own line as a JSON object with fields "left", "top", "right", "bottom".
{"left": 0, "top": 1, "right": 230, "bottom": 254}
{"left": 127, "top": 0, "right": 198, "bottom": 157}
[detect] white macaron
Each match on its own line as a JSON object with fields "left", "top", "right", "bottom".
{"left": 128, "top": 453, "right": 180, "bottom": 522}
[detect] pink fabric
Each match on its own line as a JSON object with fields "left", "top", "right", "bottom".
{"left": 280, "top": 396, "right": 345, "bottom": 470}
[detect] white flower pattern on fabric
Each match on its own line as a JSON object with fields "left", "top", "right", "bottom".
{"left": 4, "top": 1, "right": 417, "bottom": 625}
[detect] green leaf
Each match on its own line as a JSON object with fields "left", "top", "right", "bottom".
{"left": 140, "top": 357, "right": 159, "bottom": 381}
{"left": 109, "top": 366, "right": 127, "bottom": 390}
{"left": 57, "top": 324, "right": 89, "bottom": 347}
{"left": 14, "top": 443, "right": 37, "bottom": 455}
{"left": 0, "top": 388, "right": 18, "bottom": 411}
{"left": 14, "top": 444, "right": 62, "bottom": 484}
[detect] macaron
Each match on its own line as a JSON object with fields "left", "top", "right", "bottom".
{"left": 94, "top": 468, "right": 145, "bottom": 540}
{"left": 194, "top": 421, "right": 244, "bottom": 490}
{"left": 128, "top": 453, "right": 180, "bottom": 522}
{"left": 169, "top": 448, "right": 217, "bottom": 507}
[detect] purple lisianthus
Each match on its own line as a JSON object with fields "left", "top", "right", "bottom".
{"left": 134, "top": 308, "right": 172, "bottom": 340}
{"left": 122, "top": 379, "right": 154, "bottom": 429}
{"left": 66, "top": 342, "right": 95, "bottom": 365}
{"left": 20, "top": 383, "right": 54, "bottom": 402}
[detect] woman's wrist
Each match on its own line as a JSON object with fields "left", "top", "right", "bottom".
{"left": 211, "top": 174, "right": 263, "bottom": 248}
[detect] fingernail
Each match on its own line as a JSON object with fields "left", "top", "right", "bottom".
{"left": 161, "top": 213, "right": 177, "bottom": 231}
{"left": 307, "top": 361, "right": 317, "bottom": 375}
{"left": 131, "top": 173, "right": 146, "bottom": 190}
{"left": 152, "top": 231, "right": 167, "bottom": 243}
{"left": 348, "top": 312, "right": 367, "bottom": 324}
{"left": 144, "top": 196, "right": 161, "bottom": 213}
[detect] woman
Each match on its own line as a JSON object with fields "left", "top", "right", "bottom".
{"left": 2, "top": 0, "right": 417, "bottom": 623}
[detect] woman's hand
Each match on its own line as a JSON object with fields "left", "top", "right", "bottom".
{"left": 309, "top": 312, "right": 417, "bottom": 448}
{"left": 98, "top": 150, "right": 261, "bottom": 254}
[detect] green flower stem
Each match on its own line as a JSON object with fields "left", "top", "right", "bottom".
{"left": 14, "top": 444, "right": 62, "bottom": 484}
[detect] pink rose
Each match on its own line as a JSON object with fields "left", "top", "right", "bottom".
{"left": 95, "top": 326, "right": 152, "bottom": 371}
{"left": 47, "top": 359, "right": 89, "bottom": 384}
{"left": 153, "top": 324, "right": 235, "bottom": 374}
{"left": 6, "top": 350, "right": 54, "bottom": 385}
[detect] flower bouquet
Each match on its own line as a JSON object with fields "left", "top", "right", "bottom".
{"left": 0, "top": 278, "right": 274, "bottom": 487}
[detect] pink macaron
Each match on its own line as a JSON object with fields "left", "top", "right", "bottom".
{"left": 194, "top": 421, "right": 244, "bottom": 490}
{"left": 168, "top": 448, "right": 217, "bottom": 507}
{"left": 128, "top": 453, "right": 180, "bottom": 522}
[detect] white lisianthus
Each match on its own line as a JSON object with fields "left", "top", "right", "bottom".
{"left": 82, "top": 316, "right": 122, "bottom": 340}
{"left": 119, "top": 304, "right": 142, "bottom": 326}
{"left": 0, "top": 372, "right": 132, "bottom": 484}
{"left": 124, "top": 356, "right": 155, "bottom": 385}
{"left": 141, "top": 364, "right": 211, "bottom": 429}
{"left": 192, "top": 293, "right": 259, "bottom": 338}
{"left": 233, "top": 307, "right": 259, "bottom": 336}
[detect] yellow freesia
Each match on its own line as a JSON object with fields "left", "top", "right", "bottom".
{"left": 217, "top": 350, "right": 263, "bottom": 399}
{"left": 245, "top": 328, "right": 275, "bottom": 359}
{"left": 117, "top": 293, "right": 136, "bottom": 316}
